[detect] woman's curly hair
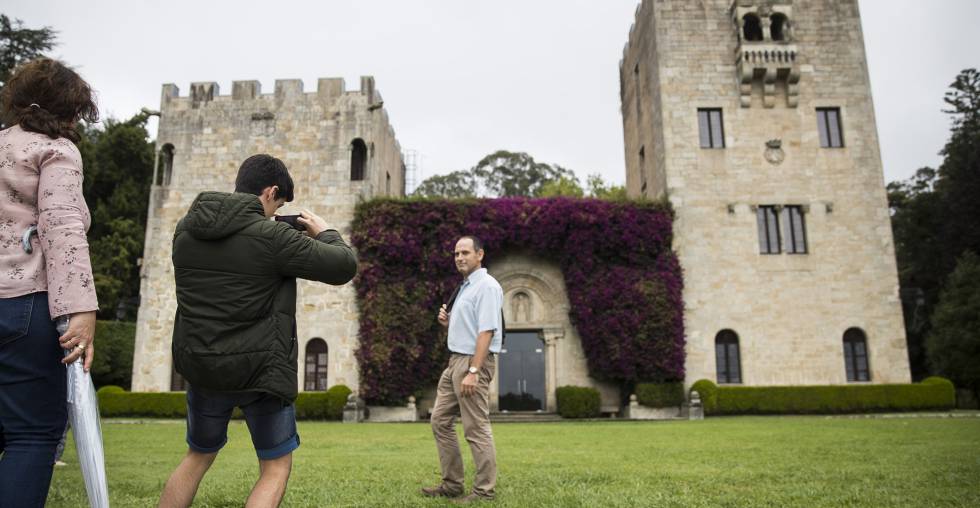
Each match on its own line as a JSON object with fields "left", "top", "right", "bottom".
{"left": 1, "top": 57, "right": 99, "bottom": 142}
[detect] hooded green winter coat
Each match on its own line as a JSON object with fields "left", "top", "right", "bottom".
{"left": 171, "top": 192, "right": 357, "bottom": 402}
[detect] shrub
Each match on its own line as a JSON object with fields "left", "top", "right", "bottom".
{"left": 689, "top": 379, "right": 718, "bottom": 414}
{"left": 98, "top": 389, "right": 186, "bottom": 418}
{"left": 96, "top": 386, "right": 356, "bottom": 420}
{"left": 556, "top": 386, "right": 601, "bottom": 418}
{"left": 90, "top": 321, "right": 136, "bottom": 389}
{"left": 326, "top": 385, "right": 353, "bottom": 419}
{"left": 708, "top": 378, "right": 956, "bottom": 415}
{"left": 352, "top": 198, "right": 683, "bottom": 404}
{"left": 635, "top": 382, "right": 684, "bottom": 407}
{"left": 294, "top": 385, "right": 352, "bottom": 420}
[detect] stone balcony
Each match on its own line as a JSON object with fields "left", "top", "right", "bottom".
{"left": 735, "top": 41, "right": 800, "bottom": 108}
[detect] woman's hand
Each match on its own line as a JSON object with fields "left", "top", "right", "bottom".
{"left": 60, "top": 310, "right": 97, "bottom": 371}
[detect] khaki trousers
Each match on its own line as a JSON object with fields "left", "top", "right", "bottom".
{"left": 430, "top": 353, "right": 497, "bottom": 498}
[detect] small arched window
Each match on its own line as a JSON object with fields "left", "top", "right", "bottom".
{"left": 743, "top": 14, "right": 763, "bottom": 42}
{"left": 350, "top": 138, "right": 367, "bottom": 181}
{"left": 304, "top": 338, "right": 329, "bottom": 391}
{"left": 770, "top": 13, "right": 789, "bottom": 41}
{"left": 158, "top": 144, "right": 175, "bottom": 186}
{"left": 843, "top": 328, "right": 870, "bottom": 382}
{"left": 715, "top": 329, "right": 742, "bottom": 384}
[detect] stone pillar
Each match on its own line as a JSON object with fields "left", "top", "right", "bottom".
{"left": 688, "top": 391, "right": 704, "bottom": 420}
{"left": 343, "top": 393, "right": 365, "bottom": 423}
{"left": 542, "top": 327, "right": 565, "bottom": 412}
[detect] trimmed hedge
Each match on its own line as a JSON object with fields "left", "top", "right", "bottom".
{"left": 352, "top": 198, "right": 684, "bottom": 405}
{"left": 556, "top": 386, "right": 601, "bottom": 418}
{"left": 688, "top": 377, "right": 956, "bottom": 415}
{"left": 635, "top": 382, "right": 684, "bottom": 407}
{"left": 97, "top": 385, "right": 186, "bottom": 418}
{"left": 97, "top": 385, "right": 353, "bottom": 420}
{"left": 295, "top": 385, "right": 352, "bottom": 420}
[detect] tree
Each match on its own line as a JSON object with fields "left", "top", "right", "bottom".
{"left": 889, "top": 69, "right": 980, "bottom": 379}
{"left": 78, "top": 114, "right": 156, "bottom": 320}
{"left": 926, "top": 251, "right": 980, "bottom": 401}
{"left": 413, "top": 150, "right": 578, "bottom": 198}
{"left": 0, "top": 14, "right": 56, "bottom": 90}
{"left": 411, "top": 169, "right": 476, "bottom": 198}
{"left": 586, "top": 174, "right": 628, "bottom": 200}
{"left": 935, "top": 68, "right": 980, "bottom": 271}
{"left": 471, "top": 150, "right": 577, "bottom": 197}
{"left": 536, "top": 176, "right": 583, "bottom": 197}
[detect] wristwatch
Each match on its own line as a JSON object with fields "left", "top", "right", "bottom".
{"left": 468, "top": 366, "right": 479, "bottom": 375}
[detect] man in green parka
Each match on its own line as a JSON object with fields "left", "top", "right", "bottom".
{"left": 158, "top": 154, "right": 357, "bottom": 508}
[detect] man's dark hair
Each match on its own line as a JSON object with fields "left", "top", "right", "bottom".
{"left": 234, "top": 154, "right": 295, "bottom": 202}
{"left": 459, "top": 235, "right": 484, "bottom": 252}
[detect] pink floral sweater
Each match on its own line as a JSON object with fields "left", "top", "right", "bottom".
{"left": 0, "top": 125, "right": 98, "bottom": 318}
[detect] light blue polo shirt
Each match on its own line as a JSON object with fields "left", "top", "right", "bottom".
{"left": 447, "top": 267, "right": 503, "bottom": 355}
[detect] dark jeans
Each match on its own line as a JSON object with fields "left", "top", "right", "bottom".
{"left": 0, "top": 292, "right": 67, "bottom": 508}
{"left": 186, "top": 387, "right": 300, "bottom": 460}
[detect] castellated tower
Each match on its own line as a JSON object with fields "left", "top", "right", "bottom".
{"left": 132, "top": 77, "right": 404, "bottom": 393}
{"left": 621, "top": 0, "right": 910, "bottom": 387}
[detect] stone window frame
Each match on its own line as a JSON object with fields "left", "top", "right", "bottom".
{"left": 816, "top": 107, "right": 845, "bottom": 148}
{"left": 843, "top": 328, "right": 871, "bottom": 382}
{"left": 697, "top": 108, "right": 726, "bottom": 149}
{"left": 304, "top": 338, "right": 329, "bottom": 391}
{"left": 715, "top": 329, "right": 742, "bottom": 384}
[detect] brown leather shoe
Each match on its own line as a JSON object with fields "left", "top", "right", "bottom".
{"left": 420, "top": 484, "right": 464, "bottom": 498}
{"left": 454, "top": 493, "right": 494, "bottom": 504}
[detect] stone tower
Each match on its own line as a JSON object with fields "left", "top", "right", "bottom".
{"left": 620, "top": 0, "right": 910, "bottom": 386}
{"left": 131, "top": 77, "right": 404, "bottom": 393}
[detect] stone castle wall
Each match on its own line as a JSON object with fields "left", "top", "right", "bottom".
{"left": 131, "top": 77, "right": 404, "bottom": 393}
{"left": 621, "top": 0, "right": 911, "bottom": 386}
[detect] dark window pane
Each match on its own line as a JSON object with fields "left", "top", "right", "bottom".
{"left": 828, "top": 109, "right": 842, "bottom": 147}
{"left": 727, "top": 344, "right": 741, "bottom": 383}
{"left": 710, "top": 110, "right": 724, "bottom": 148}
{"left": 757, "top": 208, "right": 769, "bottom": 253}
{"left": 698, "top": 110, "right": 711, "bottom": 148}
{"left": 766, "top": 207, "right": 780, "bottom": 253}
{"left": 716, "top": 343, "right": 728, "bottom": 382}
{"left": 817, "top": 110, "right": 830, "bottom": 148}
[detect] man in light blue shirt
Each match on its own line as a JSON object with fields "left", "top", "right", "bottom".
{"left": 422, "top": 235, "right": 502, "bottom": 503}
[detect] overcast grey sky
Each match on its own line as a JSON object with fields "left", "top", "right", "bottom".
{"left": 5, "top": 0, "right": 979, "bottom": 189}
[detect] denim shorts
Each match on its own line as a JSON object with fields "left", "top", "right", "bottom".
{"left": 185, "top": 387, "right": 300, "bottom": 460}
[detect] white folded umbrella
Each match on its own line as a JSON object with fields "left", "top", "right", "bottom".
{"left": 59, "top": 318, "right": 110, "bottom": 508}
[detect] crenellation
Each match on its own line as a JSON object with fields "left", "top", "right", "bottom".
{"left": 232, "top": 80, "right": 261, "bottom": 100}
{"left": 317, "top": 78, "right": 345, "bottom": 99}
{"left": 274, "top": 79, "right": 304, "bottom": 98}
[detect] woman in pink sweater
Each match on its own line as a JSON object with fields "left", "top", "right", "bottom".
{"left": 0, "top": 58, "right": 100, "bottom": 507}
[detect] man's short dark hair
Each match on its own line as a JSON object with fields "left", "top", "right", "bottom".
{"left": 459, "top": 235, "right": 484, "bottom": 252}
{"left": 234, "top": 154, "right": 295, "bottom": 202}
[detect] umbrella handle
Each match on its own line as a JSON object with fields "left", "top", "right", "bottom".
{"left": 22, "top": 225, "right": 38, "bottom": 254}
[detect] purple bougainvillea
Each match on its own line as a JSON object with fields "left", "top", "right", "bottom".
{"left": 350, "top": 197, "right": 685, "bottom": 405}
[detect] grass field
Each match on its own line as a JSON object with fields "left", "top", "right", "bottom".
{"left": 47, "top": 415, "right": 980, "bottom": 507}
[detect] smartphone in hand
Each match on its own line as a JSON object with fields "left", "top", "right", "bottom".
{"left": 274, "top": 214, "right": 306, "bottom": 231}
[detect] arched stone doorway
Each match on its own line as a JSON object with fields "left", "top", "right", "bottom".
{"left": 489, "top": 253, "right": 620, "bottom": 413}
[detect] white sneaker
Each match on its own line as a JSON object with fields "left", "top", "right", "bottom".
{"left": 54, "top": 460, "right": 67, "bottom": 467}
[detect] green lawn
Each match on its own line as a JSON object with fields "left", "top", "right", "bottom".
{"left": 47, "top": 416, "right": 980, "bottom": 507}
